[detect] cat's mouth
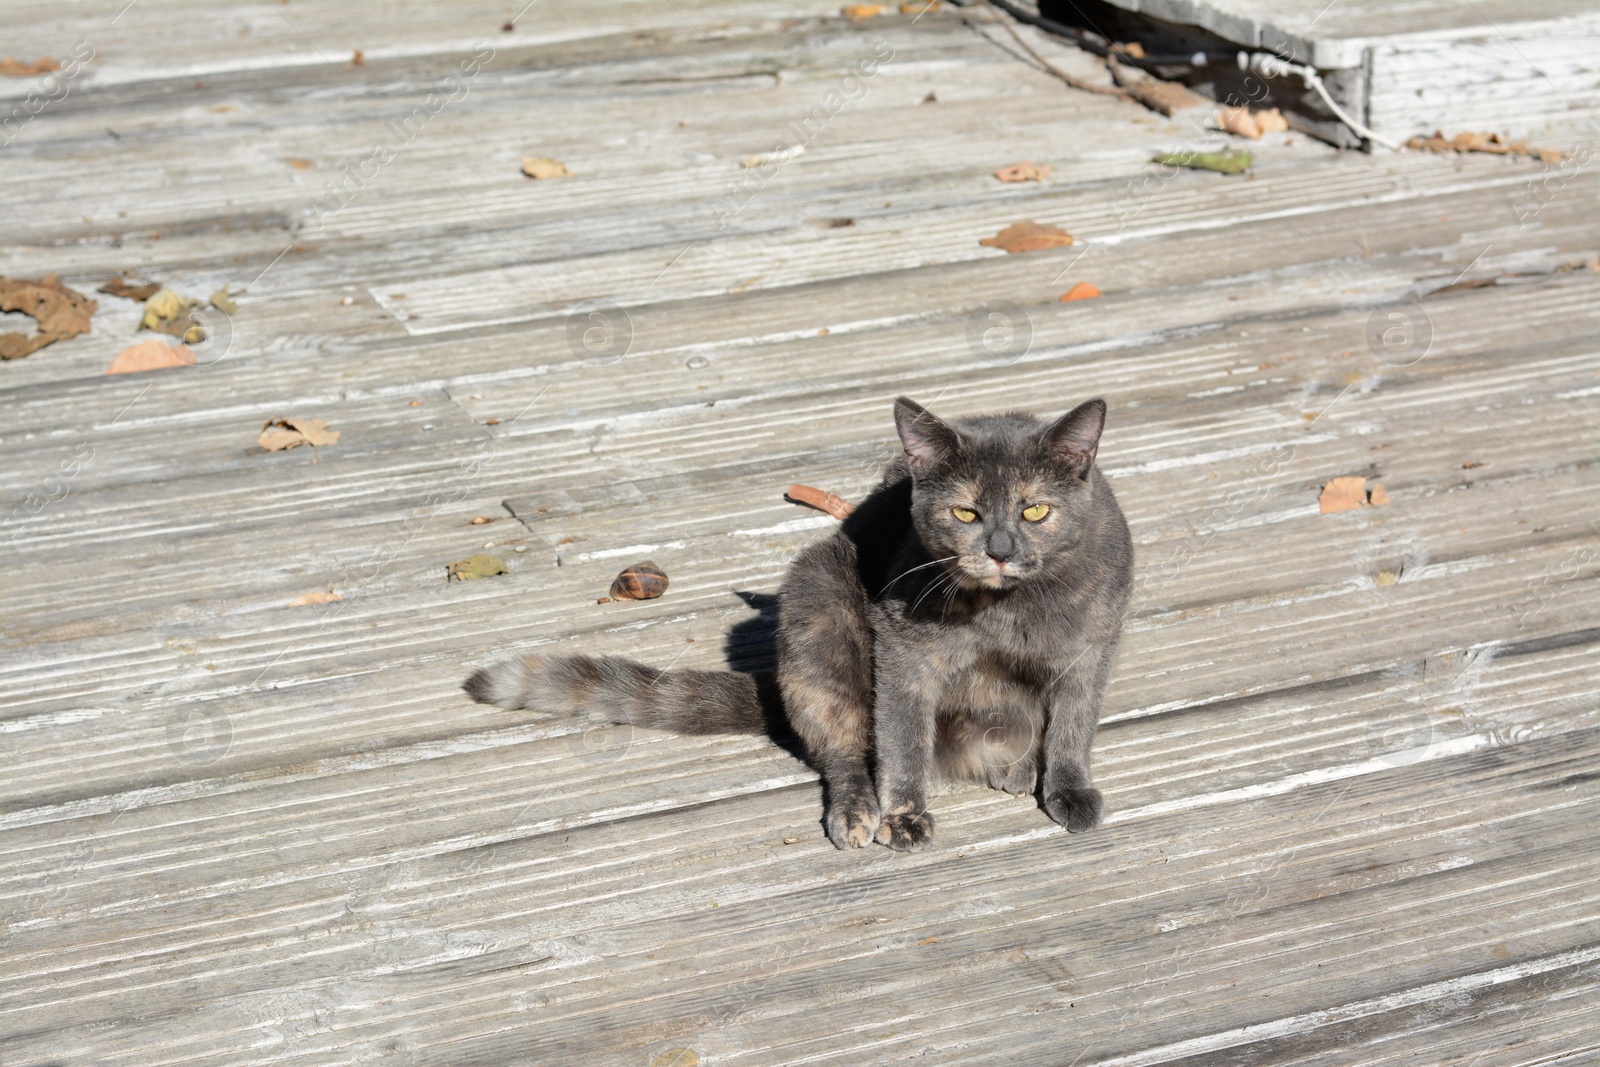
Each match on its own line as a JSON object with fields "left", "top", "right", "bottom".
{"left": 961, "top": 559, "right": 1028, "bottom": 589}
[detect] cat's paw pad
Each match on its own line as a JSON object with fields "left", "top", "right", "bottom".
{"left": 873, "top": 811, "right": 936, "bottom": 852}
{"left": 825, "top": 800, "right": 881, "bottom": 849}
{"left": 1044, "top": 786, "right": 1103, "bottom": 833}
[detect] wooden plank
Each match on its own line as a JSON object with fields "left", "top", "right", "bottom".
{"left": 1, "top": 3, "right": 1596, "bottom": 1065}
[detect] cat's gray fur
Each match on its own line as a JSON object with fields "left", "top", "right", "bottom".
{"left": 465, "top": 396, "right": 1132, "bottom": 851}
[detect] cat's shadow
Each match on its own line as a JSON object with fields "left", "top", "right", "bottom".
{"left": 724, "top": 590, "right": 807, "bottom": 764}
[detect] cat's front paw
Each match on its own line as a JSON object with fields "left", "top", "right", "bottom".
{"left": 825, "top": 798, "right": 882, "bottom": 849}
{"left": 1043, "top": 786, "right": 1103, "bottom": 833}
{"left": 986, "top": 760, "right": 1037, "bottom": 796}
{"left": 874, "top": 810, "right": 936, "bottom": 852}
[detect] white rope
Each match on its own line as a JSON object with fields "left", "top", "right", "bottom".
{"left": 1241, "top": 51, "right": 1401, "bottom": 150}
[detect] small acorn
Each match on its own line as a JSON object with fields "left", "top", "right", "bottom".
{"left": 610, "top": 560, "right": 668, "bottom": 601}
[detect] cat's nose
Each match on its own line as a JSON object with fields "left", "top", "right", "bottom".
{"left": 987, "top": 529, "right": 1015, "bottom": 562}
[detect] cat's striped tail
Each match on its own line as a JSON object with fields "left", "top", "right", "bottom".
{"left": 463, "top": 652, "right": 778, "bottom": 735}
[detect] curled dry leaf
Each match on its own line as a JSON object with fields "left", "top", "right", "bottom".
{"left": 1318, "top": 476, "right": 1367, "bottom": 514}
{"left": 786, "top": 483, "right": 855, "bottom": 520}
{"left": 521, "top": 156, "right": 571, "bottom": 179}
{"left": 1126, "top": 80, "right": 1197, "bottom": 116}
{"left": 287, "top": 590, "right": 342, "bottom": 607}
{"left": 106, "top": 339, "right": 195, "bottom": 374}
{"left": 993, "top": 161, "right": 1051, "bottom": 183}
{"left": 259, "top": 417, "right": 340, "bottom": 451}
{"left": 1255, "top": 108, "right": 1289, "bottom": 134}
{"left": 1407, "top": 130, "right": 1562, "bottom": 166}
{"left": 979, "top": 221, "right": 1073, "bottom": 254}
{"left": 1215, "top": 106, "right": 1289, "bottom": 140}
{"left": 1367, "top": 484, "right": 1391, "bottom": 506}
{"left": 611, "top": 560, "right": 669, "bottom": 601}
{"left": 0, "top": 273, "right": 97, "bottom": 360}
{"left": 209, "top": 287, "right": 237, "bottom": 314}
{"left": 0, "top": 56, "right": 59, "bottom": 77}
{"left": 99, "top": 277, "right": 162, "bottom": 301}
{"left": 448, "top": 554, "right": 508, "bottom": 581}
{"left": 1061, "top": 281, "right": 1101, "bottom": 302}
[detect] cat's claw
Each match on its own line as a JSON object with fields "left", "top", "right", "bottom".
{"left": 1044, "top": 786, "right": 1104, "bottom": 833}
{"left": 874, "top": 811, "right": 936, "bottom": 852}
{"left": 825, "top": 801, "right": 882, "bottom": 849}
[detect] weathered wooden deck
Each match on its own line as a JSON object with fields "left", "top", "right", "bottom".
{"left": 2, "top": 2, "right": 1597, "bottom": 1064}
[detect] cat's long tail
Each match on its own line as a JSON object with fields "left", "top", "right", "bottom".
{"left": 462, "top": 653, "right": 779, "bottom": 735}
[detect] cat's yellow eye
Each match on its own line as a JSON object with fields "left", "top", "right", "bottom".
{"left": 1022, "top": 502, "right": 1051, "bottom": 522}
{"left": 951, "top": 506, "right": 979, "bottom": 523}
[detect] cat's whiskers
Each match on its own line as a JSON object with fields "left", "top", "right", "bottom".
{"left": 879, "top": 555, "right": 959, "bottom": 598}
{"left": 910, "top": 567, "right": 964, "bottom": 616}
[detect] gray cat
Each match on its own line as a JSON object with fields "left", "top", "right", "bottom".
{"left": 465, "top": 397, "right": 1132, "bottom": 851}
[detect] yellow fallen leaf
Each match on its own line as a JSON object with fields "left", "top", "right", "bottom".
{"left": 899, "top": 1, "right": 941, "bottom": 11}
{"left": 106, "top": 339, "right": 195, "bottom": 374}
{"left": 842, "top": 4, "right": 883, "bottom": 17}
{"left": 448, "top": 554, "right": 508, "bottom": 581}
{"left": 287, "top": 591, "right": 342, "bottom": 607}
{"left": 1061, "top": 281, "right": 1101, "bottom": 301}
{"left": 521, "top": 156, "right": 571, "bottom": 179}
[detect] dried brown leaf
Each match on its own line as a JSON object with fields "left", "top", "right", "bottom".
{"left": 1319, "top": 476, "right": 1367, "bottom": 514}
{"left": 842, "top": 4, "right": 884, "bottom": 17}
{"left": 979, "top": 221, "right": 1073, "bottom": 254}
{"left": 1367, "top": 484, "right": 1391, "bottom": 506}
{"left": 0, "top": 56, "right": 59, "bottom": 77}
{"left": 993, "top": 161, "right": 1051, "bottom": 183}
{"left": 287, "top": 591, "right": 342, "bottom": 607}
{"left": 99, "top": 277, "right": 162, "bottom": 301}
{"left": 1406, "top": 130, "right": 1562, "bottom": 165}
{"left": 1127, "top": 80, "right": 1197, "bottom": 116}
{"left": 521, "top": 156, "right": 571, "bottom": 179}
{"left": 1215, "top": 106, "right": 1261, "bottom": 139}
{"left": 259, "top": 417, "right": 340, "bottom": 451}
{"left": 0, "top": 273, "right": 97, "bottom": 360}
{"left": 1254, "top": 107, "right": 1289, "bottom": 134}
{"left": 106, "top": 339, "right": 194, "bottom": 374}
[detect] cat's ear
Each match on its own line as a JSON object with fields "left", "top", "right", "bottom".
{"left": 1043, "top": 398, "right": 1106, "bottom": 478}
{"left": 894, "top": 397, "right": 960, "bottom": 475}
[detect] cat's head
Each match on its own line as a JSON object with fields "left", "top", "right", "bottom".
{"left": 893, "top": 396, "right": 1107, "bottom": 590}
